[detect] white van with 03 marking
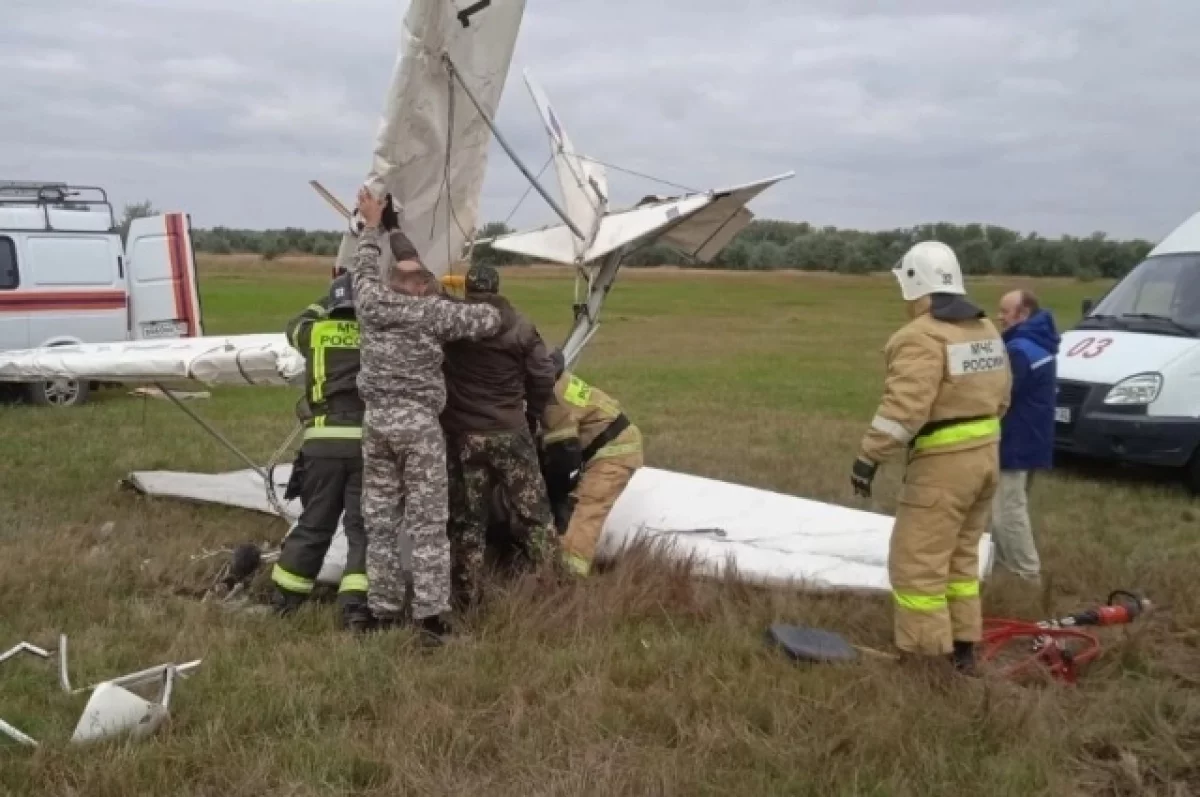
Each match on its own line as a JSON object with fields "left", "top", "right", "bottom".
{"left": 1055, "top": 210, "right": 1200, "bottom": 492}
{"left": 0, "top": 181, "right": 203, "bottom": 406}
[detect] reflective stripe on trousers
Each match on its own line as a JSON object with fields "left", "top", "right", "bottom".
{"left": 894, "top": 579, "right": 978, "bottom": 610}
{"left": 338, "top": 573, "right": 368, "bottom": 594}
{"left": 271, "top": 563, "right": 314, "bottom": 594}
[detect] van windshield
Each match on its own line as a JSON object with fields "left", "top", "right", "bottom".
{"left": 1080, "top": 254, "right": 1200, "bottom": 337}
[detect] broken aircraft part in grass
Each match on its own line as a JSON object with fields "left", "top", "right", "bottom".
{"left": 0, "top": 634, "right": 201, "bottom": 748}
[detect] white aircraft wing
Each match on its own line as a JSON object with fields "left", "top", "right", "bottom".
{"left": 362, "top": 0, "right": 526, "bottom": 277}
{"left": 488, "top": 172, "right": 794, "bottom": 265}
{"left": 0, "top": 335, "right": 303, "bottom": 387}
{"left": 124, "top": 463, "right": 995, "bottom": 593}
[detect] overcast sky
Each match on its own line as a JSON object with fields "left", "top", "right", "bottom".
{"left": 4, "top": 0, "right": 1198, "bottom": 240}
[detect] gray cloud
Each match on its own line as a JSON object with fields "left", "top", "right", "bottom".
{"left": 2, "top": 0, "right": 1197, "bottom": 239}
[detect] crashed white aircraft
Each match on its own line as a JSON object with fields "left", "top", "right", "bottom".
{"left": 486, "top": 69, "right": 794, "bottom": 364}
{"left": 0, "top": 0, "right": 993, "bottom": 596}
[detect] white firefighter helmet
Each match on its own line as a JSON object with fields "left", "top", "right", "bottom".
{"left": 892, "top": 241, "right": 965, "bottom": 301}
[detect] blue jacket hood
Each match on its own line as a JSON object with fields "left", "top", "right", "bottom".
{"left": 1004, "top": 309, "right": 1060, "bottom": 355}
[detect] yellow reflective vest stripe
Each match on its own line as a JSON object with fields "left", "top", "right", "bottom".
{"left": 912, "top": 417, "right": 1000, "bottom": 452}
{"left": 303, "top": 424, "right": 363, "bottom": 441}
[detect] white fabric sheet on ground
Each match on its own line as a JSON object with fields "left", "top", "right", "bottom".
{"left": 126, "top": 464, "right": 994, "bottom": 595}
{"left": 0, "top": 335, "right": 304, "bottom": 386}
{"left": 599, "top": 468, "right": 994, "bottom": 592}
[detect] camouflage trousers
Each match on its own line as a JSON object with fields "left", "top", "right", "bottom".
{"left": 362, "top": 405, "right": 450, "bottom": 622}
{"left": 446, "top": 428, "right": 556, "bottom": 609}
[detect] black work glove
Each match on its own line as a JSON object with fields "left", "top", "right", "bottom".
{"left": 283, "top": 451, "right": 307, "bottom": 504}
{"left": 850, "top": 457, "right": 877, "bottom": 499}
{"left": 543, "top": 439, "right": 582, "bottom": 503}
{"left": 381, "top": 193, "right": 400, "bottom": 231}
{"left": 551, "top": 497, "right": 574, "bottom": 534}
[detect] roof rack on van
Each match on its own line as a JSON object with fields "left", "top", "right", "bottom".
{"left": 0, "top": 181, "right": 116, "bottom": 231}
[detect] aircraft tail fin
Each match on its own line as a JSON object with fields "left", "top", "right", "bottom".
{"left": 523, "top": 69, "right": 607, "bottom": 260}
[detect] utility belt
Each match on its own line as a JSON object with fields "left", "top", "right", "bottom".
{"left": 911, "top": 415, "right": 999, "bottom": 453}
{"left": 581, "top": 413, "right": 631, "bottom": 464}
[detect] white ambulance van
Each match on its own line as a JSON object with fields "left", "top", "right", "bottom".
{"left": 0, "top": 181, "right": 202, "bottom": 407}
{"left": 1054, "top": 210, "right": 1200, "bottom": 492}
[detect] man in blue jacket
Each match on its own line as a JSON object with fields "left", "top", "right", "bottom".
{"left": 992, "top": 289, "right": 1060, "bottom": 583}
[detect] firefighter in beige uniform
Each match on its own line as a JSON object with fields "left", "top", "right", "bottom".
{"left": 851, "top": 241, "right": 1011, "bottom": 673}
{"left": 541, "top": 351, "right": 643, "bottom": 576}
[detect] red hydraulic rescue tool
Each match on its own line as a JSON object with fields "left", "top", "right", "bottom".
{"left": 980, "top": 591, "right": 1150, "bottom": 684}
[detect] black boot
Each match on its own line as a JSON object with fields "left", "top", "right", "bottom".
{"left": 951, "top": 640, "right": 978, "bottom": 676}
{"left": 337, "top": 599, "right": 375, "bottom": 633}
{"left": 270, "top": 588, "right": 307, "bottom": 618}
{"left": 414, "top": 615, "right": 452, "bottom": 648}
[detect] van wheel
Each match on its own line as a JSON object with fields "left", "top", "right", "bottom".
{"left": 28, "top": 378, "right": 90, "bottom": 408}
{"left": 1184, "top": 452, "right": 1200, "bottom": 497}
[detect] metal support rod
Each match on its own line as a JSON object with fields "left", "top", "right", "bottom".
{"left": 101, "top": 660, "right": 201, "bottom": 694}
{"left": 561, "top": 248, "right": 628, "bottom": 368}
{"left": 441, "top": 53, "right": 586, "bottom": 241}
{"left": 154, "top": 383, "right": 270, "bottom": 485}
{"left": 0, "top": 719, "right": 37, "bottom": 747}
{"left": 58, "top": 634, "right": 72, "bottom": 693}
{"left": 309, "top": 180, "right": 352, "bottom": 220}
{"left": 159, "top": 667, "right": 177, "bottom": 710}
{"left": 0, "top": 642, "right": 50, "bottom": 664}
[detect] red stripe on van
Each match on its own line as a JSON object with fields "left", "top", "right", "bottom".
{"left": 0, "top": 290, "right": 128, "bottom": 312}
{"left": 164, "top": 214, "right": 193, "bottom": 336}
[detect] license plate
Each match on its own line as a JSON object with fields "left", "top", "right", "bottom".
{"left": 1055, "top": 406, "right": 1072, "bottom": 424}
{"left": 140, "top": 319, "right": 188, "bottom": 339}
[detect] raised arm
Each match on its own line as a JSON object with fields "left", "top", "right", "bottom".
{"left": 428, "top": 295, "right": 502, "bottom": 343}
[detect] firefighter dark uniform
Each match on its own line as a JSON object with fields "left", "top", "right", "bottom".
{"left": 851, "top": 241, "right": 1011, "bottom": 672}
{"left": 541, "top": 352, "right": 643, "bottom": 576}
{"left": 271, "top": 273, "right": 370, "bottom": 629}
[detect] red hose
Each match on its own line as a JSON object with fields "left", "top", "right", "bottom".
{"left": 980, "top": 618, "right": 1102, "bottom": 684}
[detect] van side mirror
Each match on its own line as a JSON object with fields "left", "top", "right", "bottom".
{"left": 1081, "top": 298, "right": 1094, "bottom": 316}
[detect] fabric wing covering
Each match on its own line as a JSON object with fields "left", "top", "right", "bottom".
{"left": 123, "top": 465, "right": 994, "bottom": 593}
{"left": 347, "top": 0, "right": 526, "bottom": 278}
{"left": 0, "top": 334, "right": 304, "bottom": 386}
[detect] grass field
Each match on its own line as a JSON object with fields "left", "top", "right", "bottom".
{"left": 1, "top": 257, "right": 1198, "bottom": 795}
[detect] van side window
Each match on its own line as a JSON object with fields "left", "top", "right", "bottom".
{"left": 0, "top": 237, "right": 18, "bottom": 290}
{"left": 27, "top": 236, "right": 115, "bottom": 287}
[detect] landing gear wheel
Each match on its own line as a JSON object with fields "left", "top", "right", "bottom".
{"left": 28, "top": 378, "right": 90, "bottom": 408}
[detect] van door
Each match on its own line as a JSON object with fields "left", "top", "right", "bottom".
{"left": 0, "top": 233, "right": 29, "bottom": 350}
{"left": 125, "top": 213, "right": 204, "bottom": 339}
{"left": 23, "top": 233, "right": 127, "bottom": 347}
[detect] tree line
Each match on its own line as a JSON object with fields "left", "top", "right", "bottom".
{"left": 125, "top": 203, "right": 1156, "bottom": 280}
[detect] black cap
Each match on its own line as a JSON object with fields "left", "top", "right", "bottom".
{"left": 327, "top": 272, "right": 354, "bottom": 314}
{"left": 466, "top": 265, "right": 500, "bottom": 294}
